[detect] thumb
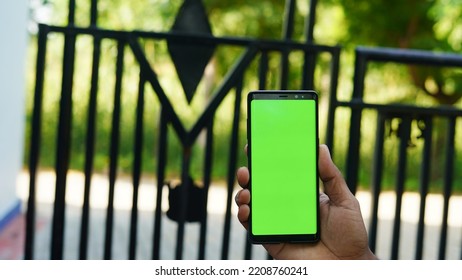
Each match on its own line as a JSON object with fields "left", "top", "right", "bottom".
{"left": 318, "top": 144, "right": 355, "bottom": 205}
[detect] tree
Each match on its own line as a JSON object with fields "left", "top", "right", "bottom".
{"left": 334, "top": 0, "right": 462, "bottom": 105}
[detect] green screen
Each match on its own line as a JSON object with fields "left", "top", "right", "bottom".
{"left": 250, "top": 98, "right": 317, "bottom": 236}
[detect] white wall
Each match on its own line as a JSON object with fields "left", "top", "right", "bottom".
{"left": 0, "top": 1, "right": 28, "bottom": 219}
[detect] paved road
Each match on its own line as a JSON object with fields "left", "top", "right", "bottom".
{"left": 15, "top": 171, "right": 462, "bottom": 260}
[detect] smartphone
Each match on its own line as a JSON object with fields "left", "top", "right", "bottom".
{"left": 247, "top": 90, "right": 319, "bottom": 243}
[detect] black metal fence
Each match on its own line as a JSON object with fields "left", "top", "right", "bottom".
{"left": 326, "top": 47, "right": 462, "bottom": 259}
{"left": 25, "top": 0, "right": 342, "bottom": 260}
{"left": 24, "top": 0, "right": 462, "bottom": 260}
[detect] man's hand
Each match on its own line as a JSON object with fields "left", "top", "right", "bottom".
{"left": 235, "top": 144, "right": 377, "bottom": 260}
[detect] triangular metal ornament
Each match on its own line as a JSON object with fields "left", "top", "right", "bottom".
{"left": 168, "top": 0, "right": 216, "bottom": 104}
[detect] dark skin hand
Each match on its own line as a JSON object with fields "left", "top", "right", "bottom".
{"left": 235, "top": 144, "right": 378, "bottom": 260}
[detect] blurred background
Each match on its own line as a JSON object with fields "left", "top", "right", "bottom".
{"left": 1, "top": 0, "right": 462, "bottom": 260}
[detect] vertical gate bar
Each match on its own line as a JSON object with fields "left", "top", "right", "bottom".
{"left": 390, "top": 116, "right": 411, "bottom": 260}
{"left": 301, "top": 0, "right": 318, "bottom": 90}
{"left": 104, "top": 41, "right": 125, "bottom": 260}
{"left": 68, "top": 0, "right": 76, "bottom": 25}
{"left": 175, "top": 145, "right": 192, "bottom": 260}
{"left": 345, "top": 51, "right": 367, "bottom": 194}
{"left": 305, "top": 0, "right": 318, "bottom": 43}
{"left": 198, "top": 120, "right": 214, "bottom": 259}
{"left": 25, "top": 24, "right": 49, "bottom": 260}
{"left": 325, "top": 48, "right": 340, "bottom": 151}
{"left": 258, "top": 51, "right": 268, "bottom": 90}
{"left": 280, "top": 52, "right": 289, "bottom": 90}
{"left": 244, "top": 238, "right": 252, "bottom": 260}
{"left": 302, "top": 49, "right": 316, "bottom": 90}
{"left": 280, "top": 0, "right": 295, "bottom": 90}
{"left": 282, "top": 0, "right": 296, "bottom": 40}
{"left": 80, "top": 3, "right": 99, "bottom": 259}
{"left": 415, "top": 117, "right": 433, "bottom": 260}
{"left": 152, "top": 110, "right": 168, "bottom": 260}
{"left": 221, "top": 79, "right": 243, "bottom": 260}
{"left": 438, "top": 117, "right": 456, "bottom": 260}
{"left": 79, "top": 0, "right": 99, "bottom": 258}
{"left": 369, "top": 113, "right": 386, "bottom": 253}
{"left": 51, "top": 23, "right": 77, "bottom": 261}
{"left": 79, "top": 34, "right": 101, "bottom": 260}
{"left": 129, "top": 73, "right": 145, "bottom": 260}
{"left": 90, "top": 0, "right": 98, "bottom": 26}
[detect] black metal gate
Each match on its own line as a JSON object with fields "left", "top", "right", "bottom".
{"left": 24, "top": 0, "right": 462, "bottom": 260}
{"left": 25, "top": 0, "right": 342, "bottom": 260}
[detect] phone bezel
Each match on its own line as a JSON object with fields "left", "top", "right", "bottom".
{"left": 247, "top": 90, "right": 320, "bottom": 244}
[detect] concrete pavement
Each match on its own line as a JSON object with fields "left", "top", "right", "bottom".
{"left": 12, "top": 170, "right": 462, "bottom": 260}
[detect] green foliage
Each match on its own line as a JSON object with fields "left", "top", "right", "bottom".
{"left": 332, "top": 0, "right": 433, "bottom": 48}
{"left": 331, "top": 0, "right": 462, "bottom": 105}
{"left": 25, "top": 0, "right": 462, "bottom": 192}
